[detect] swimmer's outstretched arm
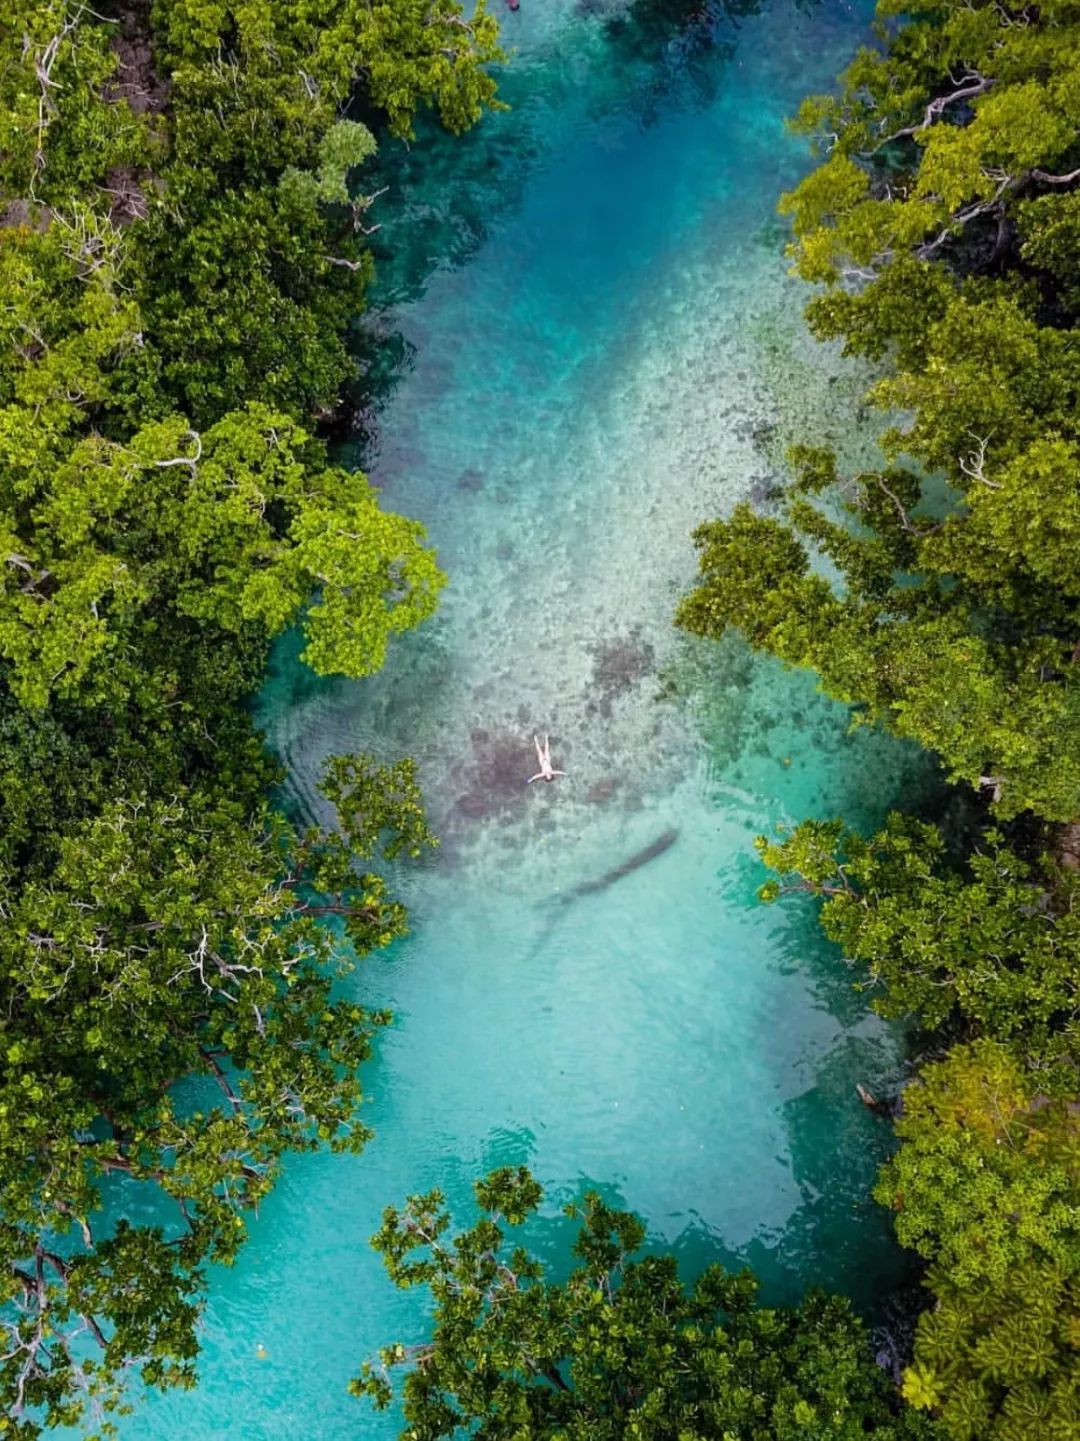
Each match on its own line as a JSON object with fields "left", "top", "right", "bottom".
{"left": 526, "top": 772, "right": 545, "bottom": 785}
{"left": 549, "top": 769, "right": 566, "bottom": 777}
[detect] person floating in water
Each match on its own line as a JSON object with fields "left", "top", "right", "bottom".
{"left": 527, "top": 734, "right": 565, "bottom": 785}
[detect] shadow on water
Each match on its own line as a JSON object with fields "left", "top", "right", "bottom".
{"left": 760, "top": 1045, "right": 916, "bottom": 1302}
{"left": 496, "top": 1122, "right": 913, "bottom": 1319}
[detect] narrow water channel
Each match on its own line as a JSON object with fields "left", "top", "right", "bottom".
{"left": 120, "top": 2, "right": 935, "bottom": 1435}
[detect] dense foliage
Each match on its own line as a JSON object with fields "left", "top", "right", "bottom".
{"left": 758, "top": 816, "right": 1080, "bottom": 1083}
{"left": 354, "top": 1167, "right": 933, "bottom": 1441}
{"left": 879, "top": 1043, "right": 1080, "bottom": 1438}
{"left": 9, "top": 0, "right": 1078, "bottom": 1434}
{"left": 758, "top": 811, "right": 1080, "bottom": 1438}
{"left": 0, "top": 0, "right": 499, "bottom": 1433}
{"left": 680, "top": 0, "right": 1080, "bottom": 820}
{"left": 680, "top": 1, "right": 1080, "bottom": 1438}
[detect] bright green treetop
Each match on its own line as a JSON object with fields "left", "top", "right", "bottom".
{"left": 877, "top": 1043, "right": 1080, "bottom": 1441}
{"left": 782, "top": 0, "right": 1080, "bottom": 286}
{"left": 0, "top": 394, "right": 444, "bottom": 708}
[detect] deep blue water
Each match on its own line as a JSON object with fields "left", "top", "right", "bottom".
{"left": 107, "top": 3, "right": 938, "bottom": 1436}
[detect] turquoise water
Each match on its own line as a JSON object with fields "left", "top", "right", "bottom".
{"left": 114, "top": 3, "right": 940, "bottom": 1436}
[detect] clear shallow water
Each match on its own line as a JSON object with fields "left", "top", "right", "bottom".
{"left": 113, "top": 3, "right": 940, "bottom": 1436}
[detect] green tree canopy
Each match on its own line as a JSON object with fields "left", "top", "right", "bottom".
{"left": 354, "top": 1167, "right": 936, "bottom": 1441}
{"left": 679, "top": 0, "right": 1080, "bottom": 819}
{"left": 0, "top": 756, "right": 434, "bottom": 1435}
{"left": 877, "top": 1043, "right": 1080, "bottom": 1441}
{"left": 757, "top": 813, "right": 1080, "bottom": 1083}
{"left": 1, "top": 395, "right": 444, "bottom": 708}
{"left": 681, "top": 5, "right": 1080, "bottom": 1439}
{"left": 0, "top": 0, "right": 501, "bottom": 1431}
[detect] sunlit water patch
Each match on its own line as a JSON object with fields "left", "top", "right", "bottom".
{"left": 108, "top": 3, "right": 940, "bottom": 1436}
